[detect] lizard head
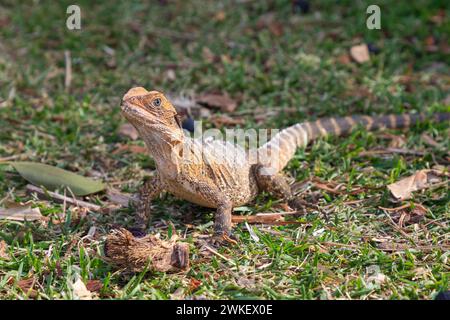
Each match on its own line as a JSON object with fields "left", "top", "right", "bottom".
{"left": 121, "top": 87, "right": 184, "bottom": 145}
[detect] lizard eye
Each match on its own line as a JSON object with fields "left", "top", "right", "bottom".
{"left": 152, "top": 98, "right": 162, "bottom": 107}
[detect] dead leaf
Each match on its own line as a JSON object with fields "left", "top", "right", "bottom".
{"left": 0, "top": 202, "right": 43, "bottom": 221}
{"left": 17, "top": 277, "right": 38, "bottom": 298}
{"left": 202, "top": 47, "right": 216, "bottom": 64}
{"left": 380, "top": 203, "right": 428, "bottom": 228}
{"left": 430, "top": 9, "right": 445, "bottom": 25}
{"left": 337, "top": 53, "right": 351, "bottom": 65}
{"left": 366, "top": 273, "right": 388, "bottom": 286}
{"left": 170, "top": 287, "right": 185, "bottom": 299}
{"left": 425, "top": 36, "right": 439, "bottom": 52}
{"left": 421, "top": 133, "right": 442, "bottom": 149}
{"left": 85, "top": 280, "right": 102, "bottom": 293}
{"left": 350, "top": 44, "right": 370, "bottom": 63}
{"left": 0, "top": 240, "right": 9, "bottom": 260}
{"left": 189, "top": 278, "right": 202, "bottom": 292}
{"left": 387, "top": 169, "right": 445, "bottom": 201}
{"left": 112, "top": 144, "right": 147, "bottom": 155}
{"left": 166, "top": 69, "right": 176, "bottom": 81}
{"left": 196, "top": 93, "right": 237, "bottom": 113}
{"left": 71, "top": 278, "right": 93, "bottom": 300}
{"left": 379, "top": 132, "right": 406, "bottom": 148}
{"left": 268, "top": 21, "right": 284, "bottom": 37}
{"left": 106, "top": 189, "right": 133, "bottom": 207}
{"left": 119, "top": 123, "right": 139, "bottom": 140}
{"left": 210, "top": 114, "right": 245, "bottom": 127}
{"left": 214, "top": 10, "right": 226, "bottom": 22}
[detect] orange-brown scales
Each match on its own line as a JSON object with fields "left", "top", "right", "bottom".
{"left": 121, "top": 87, "right": 449, "bottom": 244}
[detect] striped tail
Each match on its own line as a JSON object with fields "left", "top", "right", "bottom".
{"left": 257, "top": 113, "right": 450, "bottom": 173}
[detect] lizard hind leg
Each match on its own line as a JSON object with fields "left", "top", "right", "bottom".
{"left": 253, "top": 164, "right": 302, "bottom": 209}
{"left": 253, "top": 164, "right": 292, "bottom": 199}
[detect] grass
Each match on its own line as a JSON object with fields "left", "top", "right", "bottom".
{"left": 0, "top": 0, "right": 449, "bottom": 299}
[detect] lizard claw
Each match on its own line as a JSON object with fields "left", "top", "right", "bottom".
{"left": 209, "top": 232, "right": 238, "bottom": 247}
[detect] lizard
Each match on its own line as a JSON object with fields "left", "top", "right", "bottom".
{"left": 120, "top": 86, "right": 449, "bottom": 244}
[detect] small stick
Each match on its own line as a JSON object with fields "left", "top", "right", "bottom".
{"left": 26, "top": 184, "right": 101, "bottom": 211}
{"left": 202, "top": 245, "right": 233, "bottom": 264}
{"left": 64, "top": 50, "right": 72, "bottom": 91}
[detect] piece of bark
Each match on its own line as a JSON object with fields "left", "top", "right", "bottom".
{"left": 26, "top": 184, "right": 101, "bottom": 211}
{"left": 104, "top": 228, "right": 189, "bottom": 273}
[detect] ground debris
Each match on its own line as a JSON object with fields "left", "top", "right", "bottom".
{"left": 104, "top": 228, "right": 189, "bottom": 273}
{"left": 0, "top": 201, "right": 43, "bottom": 221}
{"left": 196, "top": 93, "right": 237, "bottom": 113}
{"left": 387, "top": 169, "right": 447, "bottom": 201}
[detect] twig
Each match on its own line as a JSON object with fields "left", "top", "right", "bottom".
{"left": 232, "top": 211, "right": 304, "bottom": 225}
{"left": 26, "top": 184, "right": 101, "bottom": 211}
{"left": 64, "top": 50, "right": 72, "bottom": 91}
{"left": 202, "top": 245, "right": 233, "bottom": 264}
{"left": 359, "top": 148, "right": 426, "bottom": 157}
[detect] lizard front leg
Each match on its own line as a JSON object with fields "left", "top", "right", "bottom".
{"left": 193, "top": 181, "right": 236, "bottom": 245}
{"left": 133, "top": 174, "right": 163, "bottom": 232}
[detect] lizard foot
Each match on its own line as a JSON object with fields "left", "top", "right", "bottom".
{"left": 209, "top": 232, "right": 238, "bottom": 247}
{"left": 288, "top": 197, "right": 305, "bottom": 211}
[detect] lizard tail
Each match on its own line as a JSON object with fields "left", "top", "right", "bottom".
{"left": 257, "top": 112, "right": 450, "bottom": 173}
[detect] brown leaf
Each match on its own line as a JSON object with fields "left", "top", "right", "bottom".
{"left": 17, "top": 278, "right": 38, "bottom": 298}
{"left": 337, "top": 53, "right": 351, "bottom": 65}
{"left": 202, "top": 47, "right": 216, "bottom": 64}
{"left": 380, "top": 203, "right": 427, "bottom": 228}
{"left": 268, "top": 22, "right": 284, "bottom": 37}
{"left": 425, "top": 36, "right": 439, "bottom": 52}
{"left": 210, "top": 114, "right": 245, "bottom": 127}
{"left": 430, "top": 9, "right": 445, "bottom": 25}
{"left": 0, "top": 202, "right": 43, "bottom": 221}
{"left": 86, "top": 280, "right": 102, "bottom": 293}
{"left": 0, "top": 240, "right": 9, "bottom": 260}
{"left": 166, "top": 69, "right": 176, "bottom": 81}
{"left": 350, "top": 44, "right": 370, "bottom": 63}
{"left": 420, "top": 133, "right": 441, "bottom": 148}
{"left": 214, "top": 10, "right": 226, "bottom": 22}
{"left": 189, "top": 278, "right": 202, "bottom": 292}
{"left": 106, "top": 189, "right": 133, "bottom": 207}
{"left": 196, "top": 94, "right": 237, "bottom": 113}
{"left": 112, "top": 143, "right": 147, "bottom": 155}
{"left": 379, "top": 132, "right": 406, "bottom": 148}
{"left": 387, "top": 169, "right": 445, "bottom": 201}
{"left": 118, "top": 123, "right": 139, "bottom": 140}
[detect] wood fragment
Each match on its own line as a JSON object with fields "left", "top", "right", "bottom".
{"left": 104, "top": 228, "right": 189, "bottom": 272}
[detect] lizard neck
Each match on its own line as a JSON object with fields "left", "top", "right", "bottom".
{"left": 140, "top": 129, "right": 185, "bottom": 178}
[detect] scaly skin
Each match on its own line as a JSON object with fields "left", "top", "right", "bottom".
{"left": 121, "top": 87, "right": 449, "bottom": 243}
